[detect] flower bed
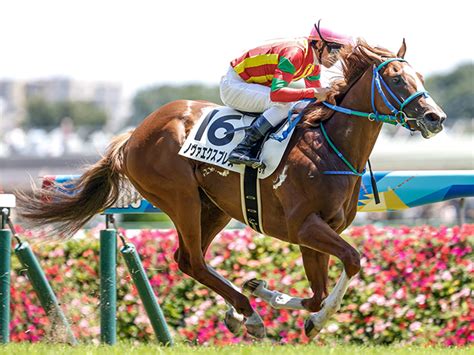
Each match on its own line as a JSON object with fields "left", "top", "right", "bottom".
{"left": 9, "top": 225, "right": 473, "bottom": 346}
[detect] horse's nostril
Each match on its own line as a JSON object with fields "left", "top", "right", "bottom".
{"left": 424, "top": 113, "right": 440, "bottom": 123}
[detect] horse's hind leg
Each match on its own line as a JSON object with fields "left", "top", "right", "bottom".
{"left": 195, "top": 192, "right": 247, "bottom": 335}
{"left": 167, "top": 188, "right": 265, "bottom": 338}
{"left": 243, "top": 247, "right": 329, "bottom": 312}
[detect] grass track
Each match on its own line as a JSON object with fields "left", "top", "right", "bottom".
{"left": 0, "top": 343, "right": 472, "bottom": 355}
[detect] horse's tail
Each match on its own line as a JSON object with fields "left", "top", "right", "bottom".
{"left": 18, "top": 130, "right": 133, "bottom": 237}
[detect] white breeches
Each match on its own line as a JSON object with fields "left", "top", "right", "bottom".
{"left": 219, "top": 67, "right": 293, "bottom": 127}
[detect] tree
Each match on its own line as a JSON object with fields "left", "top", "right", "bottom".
{"left": 25, "top": 97, "right": 61, "bottom": 128}
{"left": 129, "top": 83, "right": 222, "bottom": 126}
{"left": 425, "top": 62, "right": 474, "bottom": 119}
{"left": 59, "top": 101, "right": 108, "bottom": 127}
{"left": 25, "top": 98, "right": 108, "bottom": 128}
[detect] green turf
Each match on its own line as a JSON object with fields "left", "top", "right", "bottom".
{"left": 0, "top": 343, "right": 472, "bottom": 355}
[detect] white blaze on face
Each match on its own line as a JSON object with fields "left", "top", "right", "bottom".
{"left": 403, "top": 65, "right": 445, "bottom": 116}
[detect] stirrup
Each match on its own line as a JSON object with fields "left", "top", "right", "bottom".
{"left": 229, "top": 154, "right": 265, "bottom": 169}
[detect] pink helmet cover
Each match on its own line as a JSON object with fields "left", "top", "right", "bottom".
{"left": 309, "top": 24, "right": 353, "bottom": 45}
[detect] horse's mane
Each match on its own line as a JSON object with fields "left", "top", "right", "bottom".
{"left": 303, "top": 38, "right": 396, "bottom": 124}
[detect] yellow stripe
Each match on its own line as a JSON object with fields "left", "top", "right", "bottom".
{"left": 305, "top": 64, "right": 315, "bottom": 77}
{"left": 247, "top": 75, "right": 274, "bottom": 84}
{"left": 302, "top": 65, "right": 315, "bottom": 79}
{"left": 293, "top": 40, "right": 311, "bottom": 80}
{"left": 234, "top": 54, "right": 279, "bottom": 75}
{"left": 295, "top": 64, "right": 315, "bottom": 81}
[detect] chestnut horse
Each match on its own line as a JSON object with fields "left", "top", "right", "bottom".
{"left": 19, "top": 39, "right": 446, "bottom": 338}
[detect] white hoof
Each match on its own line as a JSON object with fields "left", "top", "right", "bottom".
{"left": 304, "top": 318, "right": 320, "bottom": 338}
{"left": 304, "top": 310, "right": 329, "bottom": 338}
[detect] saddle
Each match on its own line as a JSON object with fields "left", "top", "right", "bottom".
{"left": 179, "top": 106, "right": 300, "bottom": 234}
{"left": 179, "top": 106, "right": 297, "bottom": 179}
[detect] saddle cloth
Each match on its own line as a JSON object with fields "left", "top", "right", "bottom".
{"left": 178, "top": 106, "right": 296, "bottom": 179}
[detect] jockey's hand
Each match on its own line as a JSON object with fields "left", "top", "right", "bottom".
{"left": 313, "top": 88, "right": 330, "bottom": 102}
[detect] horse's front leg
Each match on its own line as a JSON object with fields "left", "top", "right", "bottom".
{"left": 244, "top": 212, "right": 361, "bottom": 336}
{"left": 296, "top": 213, "right": 360, "bottom": 337}
{"left": 300, "top": 247, "right": 330, "bottom": 311}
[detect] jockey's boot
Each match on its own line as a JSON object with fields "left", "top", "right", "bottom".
{"left": 228, "top": 115, "right": 273, "bottom": 169}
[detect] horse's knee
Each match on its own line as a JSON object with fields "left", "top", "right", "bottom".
{"left": 341, "top": 247, "right": 361, "bottom": 277}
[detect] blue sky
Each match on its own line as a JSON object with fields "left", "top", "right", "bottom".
{"left": 1, "top": 0, "right": 472, "bottom": 97}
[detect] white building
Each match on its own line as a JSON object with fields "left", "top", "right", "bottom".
{"left": 0, "top": 80, "right": 26, "bottom": 130}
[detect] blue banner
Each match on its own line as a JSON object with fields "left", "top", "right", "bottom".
{"left": 44, "top": 171, "right": 474, "bottom": 214}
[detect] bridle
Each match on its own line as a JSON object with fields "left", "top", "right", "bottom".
{"left": 317, "top": 57, "right": 431, "bottom": 180}
{"left": 271, "top": 57, "right": 432, "bottom": 179}
{"left": 323, "top": 58, "right": 430, "bottom": 131}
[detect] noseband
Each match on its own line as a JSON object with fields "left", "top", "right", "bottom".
{"left": 323, "top": 58, "right": 430, "bottom": 130}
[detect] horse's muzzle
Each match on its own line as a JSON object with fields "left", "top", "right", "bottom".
{"left": 419, "top": 111, "right": 446, "bottom": 138}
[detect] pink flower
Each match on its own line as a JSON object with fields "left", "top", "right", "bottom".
{"left": 185, "top": 315, "right": 199, "bottom": 326}
{"left": 281, "top": 275, "right": 292, "bottom": 286}
{"left": 374, "top": 320, "right": 391, "bottom": 333}
{"left": 368, "top": 294, "right": 386, "bottom": 306}
{"left": 394, "top": 289, "right": 405, "bottom": 300}
{"left": 441, "top": 270, "right": 453, "bottom": 281}
{"left": 209, "top": 255, "right": 224, "bottom": 267}
{"left": 409, "top": 321, "right": 422, "bottom": 332}
{"left": 406, "top": 309, "right": 416, "bottom": 320}
{"left": 415, "top": 294, "right": 426, "bottom": 305}
{"left": 359, "top": 302, "right": 371, "bottom": 313}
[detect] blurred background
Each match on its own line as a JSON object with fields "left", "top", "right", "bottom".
{"left": 1, "top": 0, "right": 472, "bottom": 226}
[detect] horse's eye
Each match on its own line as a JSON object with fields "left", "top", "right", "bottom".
{"left": 392, "top": 76, "right": 401, "bottom": 85}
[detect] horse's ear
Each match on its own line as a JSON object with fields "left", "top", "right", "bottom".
{"left": 397, "top": 38, "right": 407, "bottom": 59}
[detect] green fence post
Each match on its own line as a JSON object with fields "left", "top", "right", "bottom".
{"left": 14, "top": 242, "right": 77, "bottom": 345}
{"left": 121, "top": 243, "right": 173, "bottom": 345}
{"left": 0, "top": 209, "right": 11, "bottom": 344}
{"left": 100, "top": 221, "right": 117, "bottom": 345}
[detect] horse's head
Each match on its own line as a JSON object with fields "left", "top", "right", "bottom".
{"left": 367, "top": 40, "right": 447, "bottom": 138}
{"left": 306, "top": 39, "right": 447, "bottom": 139}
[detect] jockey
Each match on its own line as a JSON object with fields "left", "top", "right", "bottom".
{"left": 220, "top": 21, "right": 353, "bottom": 168}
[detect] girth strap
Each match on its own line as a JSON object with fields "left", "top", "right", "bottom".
{"left": 240, "top": 166, "right": 265, "bottom": 234}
